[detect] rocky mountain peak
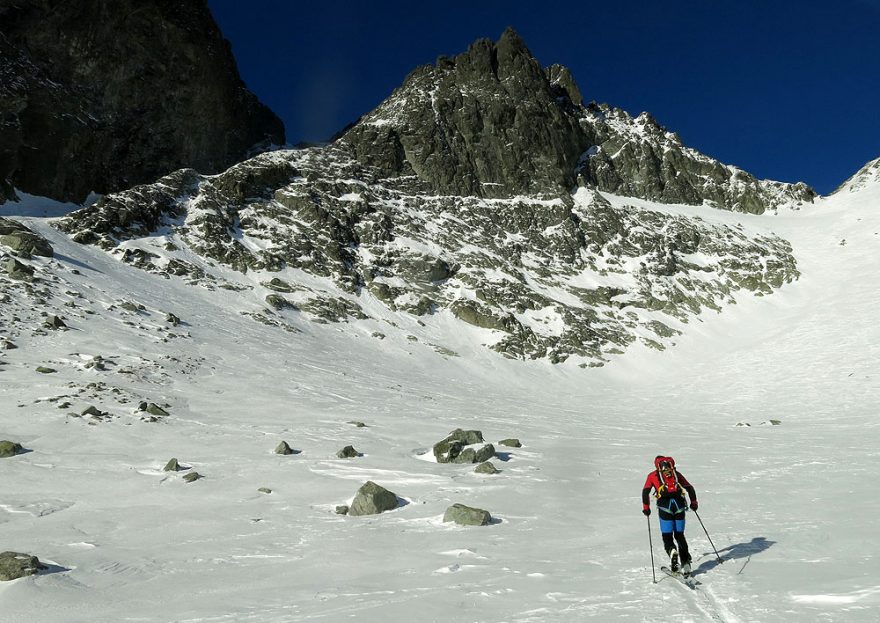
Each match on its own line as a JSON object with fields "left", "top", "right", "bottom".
{"left": 339, "top": 28, "right": 593, "bottom": 199}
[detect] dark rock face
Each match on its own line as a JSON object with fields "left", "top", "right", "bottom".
{"left": 339, "top": 28, "right": 594, "bottom": 199}
{"left": 0, "top": 0, "right": 284, "bottom": 204}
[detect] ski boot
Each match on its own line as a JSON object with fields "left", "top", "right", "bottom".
{"left": 668, "top": 549, "right": 679, "bottom": 573}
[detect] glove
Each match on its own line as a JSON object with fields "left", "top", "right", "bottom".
{"left": 690, "top": 500, "right": 698, "bottom": 511}
{"left": 642, "top": 508, "right": 651, "bottom": 516}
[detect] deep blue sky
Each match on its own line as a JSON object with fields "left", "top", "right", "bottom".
{"left": 207, "top": 1, "right": 880, "bottom": 195}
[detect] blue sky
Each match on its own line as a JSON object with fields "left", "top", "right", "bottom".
{"left": 207, "top": 1, "right": 880, "bottom": 195}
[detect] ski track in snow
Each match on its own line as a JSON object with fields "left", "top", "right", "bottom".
{"left": 2, "top": 184, "right": 880, "bottom": 621}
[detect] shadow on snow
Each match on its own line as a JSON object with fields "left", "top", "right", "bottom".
{"left": 693, "top": 536, "right": 776, "bottom": 576}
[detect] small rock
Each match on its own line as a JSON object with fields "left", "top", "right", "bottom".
{"left": 35, "top": 366, "right": 57, "bottom": 374}
{"left": 474, "top": 461, "right": 499, "bottom": 474}
{"left": 0, "top": 340, "right": 16, "bottom": 350}
{"left": 335, "top": 505, "right": 350, "bottom": 515}
{"left": 348, "top": 481, "right": 398, "bottom": 516}
{"left": 44, "top": 316, "right": 67, "bottom": 330}
{"left": 498, "top": 438, "right": 522, "bottom": 448}
{"left": 0, "top": 441, "right": 24, "bottom": 458}
{"left": 163, "top": 458, "right": 181, "bottom": 472}
{"left": 144, "top": 403, "right": 169, "bottom": 417}
{"left": 336, "top": 445, "right": 359, "bottom": 458}
{"left": 258, "top": 487, "right": 272, "bottom": 494}
{"left": 182, "top": 472, "right": 201, "bottom": 483}
{"left": 274, "top": 441, "right": 294, "bottom": 455}
{"left": 443, "top": 503, "right": 492, "bottom": 526}
{"left": 347, "top": 421, "right": 367, "bottom": 428}
{"left": 165, "top": 312, "right": 181, "bottom": 326}
{"left": 81, "top": 405, "right": 104, "bottom": 417}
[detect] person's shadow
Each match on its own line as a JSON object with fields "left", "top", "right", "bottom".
{"left": 692, "top": 536, "right": 775, "bottom": 576}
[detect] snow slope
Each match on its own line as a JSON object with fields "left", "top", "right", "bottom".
{"left": 2, "top": 173, "right": 880, "bottom": 622}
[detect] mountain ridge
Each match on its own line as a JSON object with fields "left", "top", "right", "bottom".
{"left": 2, "top": 28, "right": 865, "bottom": 367}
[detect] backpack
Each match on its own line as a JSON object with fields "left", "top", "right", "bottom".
{"left": 654, "top": 455, "right": 682, "bottom": 497}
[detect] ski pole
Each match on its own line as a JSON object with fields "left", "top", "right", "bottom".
{"left": 694, "top": 509, "right": 723, "bottom": 563}
{"left": 647, "top": 515, "right": 657, "bottom": 583}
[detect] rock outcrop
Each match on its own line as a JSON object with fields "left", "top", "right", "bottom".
{"left": 0, "top": 551, "right": 46, "bottom": 581}
{"left": 0, "top": 0, "right": 284, "bottom": 203}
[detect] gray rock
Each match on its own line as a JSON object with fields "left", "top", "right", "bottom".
{"left": 165, "top": 312, "right": 181, "bottom": 326}
{"left": 274, "top": 441, "right": 294, "bottom": 455}
{"left": 35, "top": 366, "right": 56, "bottom": 374}
{"left": 0, "top": 340, "right": 17, "bottom": 350}
{"left": 0, "top": 256, "right": 34, "bottom": 281}
{"left": 182, "top": 472, "right": 202, "bottom": 483}
{"left": 163, "top": 458, "right": 181, "bottom": 472}
{"left": 44, "top": 316, "right": 66, "bottom": 330}
{"left": 258, "top": 487, "right": 272, "bottom": 494}
{"left": 498, "top": 438, "right": 522, "bottom": 448}
{"left": 0, "top": 551, "right": 46, "bottom": 581}
{"left": 433, "top": 429, "right": 488, "bottom": 463}
{"left": 144, "top": 403, "right": 169, "bottom": 417}
{"left": 0, "top": 222, "right": 53, "bottom": 258}
{"left": 265, "top": 294, "right": 296, "bottom": 311}
{"left": 0, "top": 441, "right": 24, "bottom": 458}
{"left": 81, "top": 405, "right": 105, "bottom": 417}
{"left": 443, "top": 503, "right": 492, "bottom": 526}
{"left": 473, "top": 443, "right": 496, "bottom": 463}
{"left": 336, "top": 445, "right": 360, "bottom": 459}
{"left": 335, "top": 505, "right": 350, "bottom": 515}
{"left": 474, "top": 461, "right": 499, "bottom": 474}
{"left": 348, "top": 481, "right": 399, "bottom": 516}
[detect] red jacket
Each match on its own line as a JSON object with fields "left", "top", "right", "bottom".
{"left": 642, "top": 469, "right": 696, "bottom": 511}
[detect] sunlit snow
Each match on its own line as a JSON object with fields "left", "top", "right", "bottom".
{"left": 2, "top": 173, "right": 880, "bottom": 621}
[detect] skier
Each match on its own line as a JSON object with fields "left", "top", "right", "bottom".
{"left": 642, "top": 455, "right": 698, "bottom": 575}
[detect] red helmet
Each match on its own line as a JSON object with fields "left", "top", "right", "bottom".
{"left": 654, "top": 455, "right": 675, "bottom": 470}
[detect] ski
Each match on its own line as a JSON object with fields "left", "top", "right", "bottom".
{"left": 660, "top": 566, "right": 699, "bottom": 589}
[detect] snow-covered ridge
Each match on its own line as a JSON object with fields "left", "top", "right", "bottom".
{"left": 44, "top": 141, "right": 800, "bottom": 368}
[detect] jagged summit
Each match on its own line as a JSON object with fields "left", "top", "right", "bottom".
{"left": 338, "top": 28, "right": 814, "bottom": 212}
{"left": 339, "top": 28, "right": 592, "bottom": 199}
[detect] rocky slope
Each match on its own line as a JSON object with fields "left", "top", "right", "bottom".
{"left": 43, "top": 29, "right": 811, "bottom": 366}
{"left": 0, "top": 0, "right": 284, "bottom": 204}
